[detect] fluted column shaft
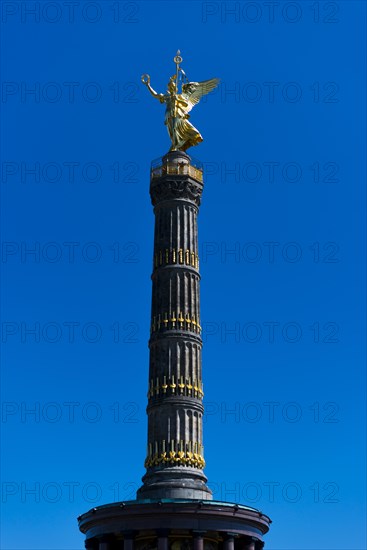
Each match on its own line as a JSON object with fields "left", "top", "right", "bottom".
{"left": 137, "top": 150, "right": 211, "bottom": 500}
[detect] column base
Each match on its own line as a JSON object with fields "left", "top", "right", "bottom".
{"left": 137, "top": 466, "right": 212, "bottom": 500}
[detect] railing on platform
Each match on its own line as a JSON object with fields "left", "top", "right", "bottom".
{"left": 151, "top": 155, "right": 203, "bottom": 183}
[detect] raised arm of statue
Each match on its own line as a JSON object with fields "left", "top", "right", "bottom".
{"left": 141, "top": 74, "right": 165, "bottom": 103}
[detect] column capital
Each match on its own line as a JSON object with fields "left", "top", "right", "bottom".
{"left": 150, "top": 152, "right": 204, "bottom": 207}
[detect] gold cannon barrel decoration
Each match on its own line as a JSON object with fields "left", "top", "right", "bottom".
{"left": 144, "top": 440, "right": 205, "bottom": 469}
{"left": 147, "top": 375, "right": 204, "bottom": 399}
{"left": 154, "top": 248, "right": 199, "bottom": 270}
{"left": 151, "top": 312, "right": 201, "bottom": 334}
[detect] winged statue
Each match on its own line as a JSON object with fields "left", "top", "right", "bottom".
{"left": 141, "top": 51, "right": 219, "bottom": 152}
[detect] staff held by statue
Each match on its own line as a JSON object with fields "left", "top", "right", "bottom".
{"left": 141, "top": 51, "right": 219, "bottom": 153}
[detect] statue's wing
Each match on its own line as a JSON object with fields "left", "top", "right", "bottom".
{"left": 183, "top": 78, "right": 220, "bottom": 112}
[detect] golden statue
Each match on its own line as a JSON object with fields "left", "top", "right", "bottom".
{"left": 141, "top": 51, "right": 219, "bottom": 152}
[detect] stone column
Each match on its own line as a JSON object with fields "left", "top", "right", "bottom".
{"left": 157, "top": 529, "right": 169, "bottom": 550}
{"left": 193, "top": 530, "right": 205, "bottom": 550}
{"left": 241, "top": 539, "right": 255, "bottom": 550}
{"left": 137, "top": 151, "right": 212, "bottom": 501}
{"left": 223, "top": 534, "right": 235, "bottom": 550}
{"left": 123, "top": 532, "right": 135, "bottom": 550}
{"left": 99, "top": 536, "right": 112, "bottom": 550}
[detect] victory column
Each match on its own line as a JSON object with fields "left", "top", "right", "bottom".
{"left": 78, "top": 52, "right": 271, "bottom": 550}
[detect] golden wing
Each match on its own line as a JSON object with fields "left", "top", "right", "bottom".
{"left": 182, "top": 78, "right": 220, "bottom": 113}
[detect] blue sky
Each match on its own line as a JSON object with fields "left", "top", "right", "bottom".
{"left": 1, "top": 1, "right": 366, "bottom": 549}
